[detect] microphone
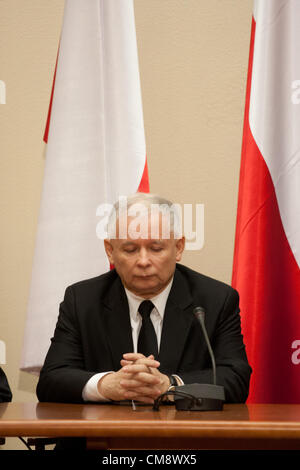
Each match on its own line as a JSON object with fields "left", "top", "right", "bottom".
{"left": 193, "top": 306, "right": 216, "bottom": 386}
{"left": 170, "top": 306, "right": 225, "bottom": 411}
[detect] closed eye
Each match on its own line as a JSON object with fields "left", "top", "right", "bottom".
{"left": 151, "top": 246, "right": 163, "bottom": 252}
{"left": 123, "top": 247, "right": 137, "bottom": 253}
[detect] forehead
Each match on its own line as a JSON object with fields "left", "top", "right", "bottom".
{"left": 113, "top": 212, "right": 175, "bottom": 241}
{"left": 112, "top": 237, "right": 176, "bottom": 253}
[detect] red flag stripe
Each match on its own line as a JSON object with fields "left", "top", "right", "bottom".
{"left": 43, "top": 48, "right": 59, "bottom": 144}
{"left": 137, "top": 156, "right": 150, "bottom": 193}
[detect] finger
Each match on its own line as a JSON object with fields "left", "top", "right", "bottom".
{"left": 120, "top": 374, "right": 161, "bottom": 388}
{"left": 147, "top": 366, "right": 162, "bottom": 377}
{"left": 123, "top": 353, "right": 158, "bottom": 363}
{"left": 123, "top": 353, "right": 146, "bottom": 361}
{"left": 122, "top": 365, "right": 156, "bottom": 376}
{"left": 123, "top": 360, "right": 160, "bottom": 372}
{"left": 135, "top": 358, "right": 160, "bottom": 367}
{"left": 120, "top": 359, "right": 133, "bottom": 367}
{"left": 122, "top": 353, "right": 154, "bottom": 359}
{"left": 120, "top": 378, "right": 144, "bottom": 388}
{"left": 121, "top": 354, "right": 156, "bottom": 368}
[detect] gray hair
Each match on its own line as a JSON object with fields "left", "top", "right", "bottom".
{"left": 107, "top": 193, "right": 182, "bottom": 239}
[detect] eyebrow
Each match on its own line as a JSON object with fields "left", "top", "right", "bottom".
{"left": 120, "top": 241, "right": 137, "bottom": 247}
{"left": 120, "top": 240, "right": 165, "bottom": 246}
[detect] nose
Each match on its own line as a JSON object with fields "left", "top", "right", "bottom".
{"left": 136, "top": 247, "right": 151, "bottom": 268}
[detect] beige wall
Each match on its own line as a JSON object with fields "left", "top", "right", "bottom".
{"left": 0, "top": 0, "right": 252, "bottom": 449}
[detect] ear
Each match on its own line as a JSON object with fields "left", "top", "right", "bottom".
{"left": 175, "top": 236, "right": 185, "bottom": 261}
{"left": 104, "top": 239, "right": 114, "bottom": 264}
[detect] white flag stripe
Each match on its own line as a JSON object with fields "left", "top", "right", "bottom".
{"left": 250, "top": 0, "right": 300, "bottom": 266}
{"left": 21, "top": 0, "right": 146, "bottom": 372}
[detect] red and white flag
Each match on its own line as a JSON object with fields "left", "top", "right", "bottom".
{"left": 21, "top": 0, "right": 148, "bottom": 372}
{"left": 232, "top": 0, "right": 300, "bottom": 403}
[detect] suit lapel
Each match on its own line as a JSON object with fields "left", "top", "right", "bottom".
{"left": 102, "top": 276, "right": 133, "bottom": 370}
{"left": 158, "top": 268, "right": 194, "bottom": 373}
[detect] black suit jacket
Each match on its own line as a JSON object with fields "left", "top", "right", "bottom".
{"left": 36, "top": 264, "right": 251, "bottom": 403}
{"left": 0, "top": 368, "right": 12, "bottom": 403}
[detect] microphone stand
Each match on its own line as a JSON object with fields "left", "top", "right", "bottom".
{"left": 154, "top": 306, "right": 225, "bottom": 411}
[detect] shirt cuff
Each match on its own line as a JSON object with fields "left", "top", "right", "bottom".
{"left": 82, "top": 372, "right": 114, "bottom": 402}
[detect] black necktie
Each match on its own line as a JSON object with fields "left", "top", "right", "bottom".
{"left": 137, "top": 300, "right": 158, "bottom": 359}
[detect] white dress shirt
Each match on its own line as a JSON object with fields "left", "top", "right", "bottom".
{"left": 82, "top": 277, "right": 182, "bottom": 402}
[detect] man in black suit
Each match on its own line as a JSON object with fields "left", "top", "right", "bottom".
{"left": 37, "top": 193, "right": 251, "bottom": 404}
{"left": 0, "top": 367, "right": 12, "bottom": 403}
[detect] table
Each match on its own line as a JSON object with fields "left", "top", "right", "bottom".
{"left": 0, "top": 403, "right": 300, "bottom": 449}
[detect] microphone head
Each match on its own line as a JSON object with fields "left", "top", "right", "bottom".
{"left": 193, "top": 306, "right": 205, "bottom": 322}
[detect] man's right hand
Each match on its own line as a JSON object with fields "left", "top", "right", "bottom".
{"left": 97, "top": 355, "right": 163, "bottom": 403}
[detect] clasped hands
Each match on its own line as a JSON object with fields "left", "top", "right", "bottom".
{"left": 97, "top": 353, "right": 170, "bottom": 403}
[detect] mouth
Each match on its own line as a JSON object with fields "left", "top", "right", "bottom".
{"left": 135, "top": 274, "right": 155, "bottom": 279}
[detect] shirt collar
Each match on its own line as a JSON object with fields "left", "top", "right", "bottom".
{"left": 124, "top": 277, "right": 174, "bottom": 322}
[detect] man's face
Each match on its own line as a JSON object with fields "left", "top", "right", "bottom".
{"left": 104, "top": 215, "right": 185, "bottom": 298}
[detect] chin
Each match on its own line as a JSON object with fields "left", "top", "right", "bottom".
{"left": 138, "top": 286, "right": 164, "bottom": 297}
{"left": 131, "top": 280, "right": 160, "bottom": 295}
